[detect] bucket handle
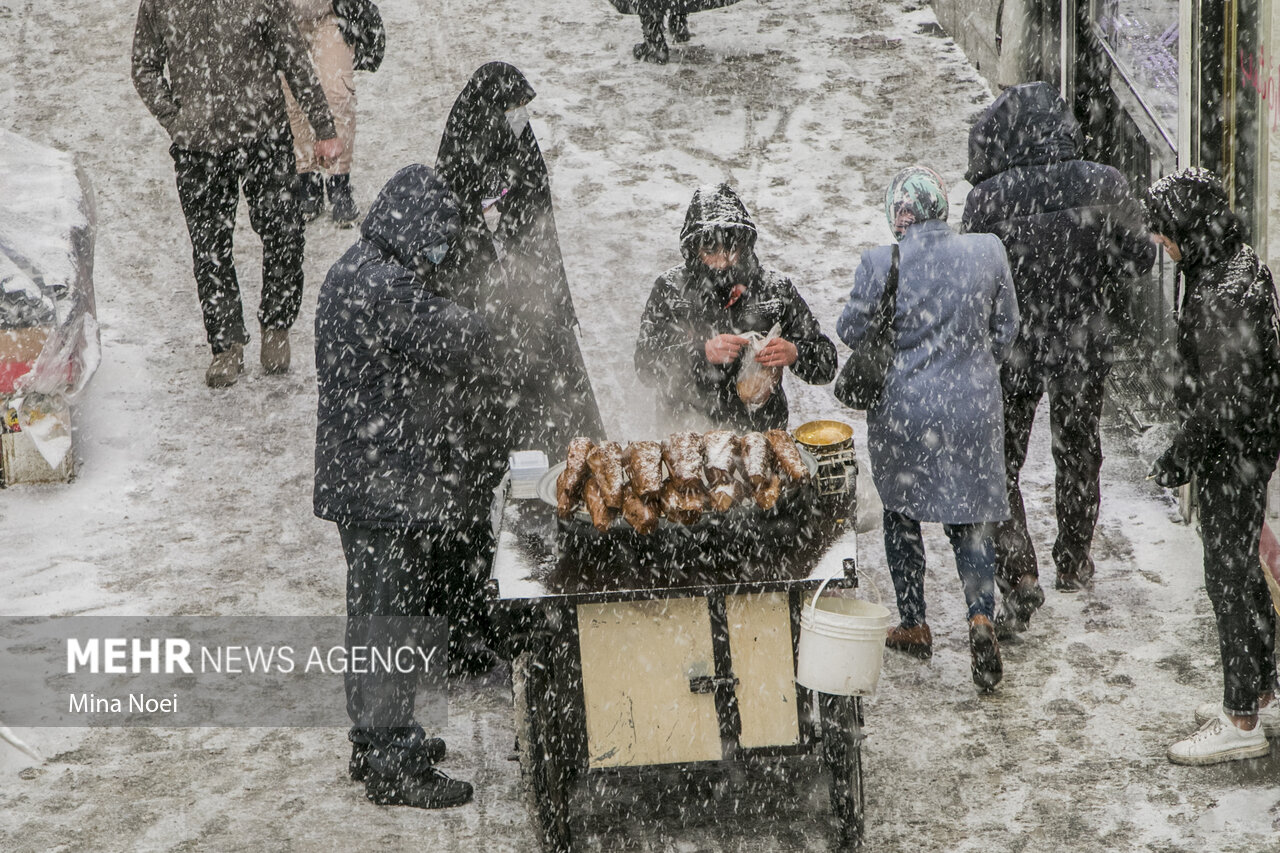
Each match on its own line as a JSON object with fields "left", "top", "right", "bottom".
{"left": 807, "top": 569, "right": 885, "bottom": 616}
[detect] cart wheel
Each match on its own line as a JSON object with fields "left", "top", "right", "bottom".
{"left": 819, "top": 693, "right": 865, "bottom": 849}
{"left": 512, "top": 650, "right": 574, "bottom": 853}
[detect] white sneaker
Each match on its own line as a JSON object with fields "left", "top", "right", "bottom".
{"left": 1168, "top": 711, "right": 1271, "bottom": 765}
{"left": 1194, "top": 700, "right": 1280, "bottom": 737}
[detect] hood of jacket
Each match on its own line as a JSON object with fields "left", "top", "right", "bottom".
{"left": 678, "top": 183, "right": 759, "bottom": 261}
{"left": 359, "top": 164, "right": 461, "bottom": 273}
{"left": 965, "top": 82, "right": 1083, "bottom": 185}
{"left": 1142, "top": 167, "right": 1245, "bottom": 271}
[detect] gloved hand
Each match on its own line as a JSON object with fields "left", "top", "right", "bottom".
{"left": 1149, "top": 445, "right": 1191, "bottom": 488}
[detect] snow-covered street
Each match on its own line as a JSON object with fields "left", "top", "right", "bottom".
{"left": 2, "top": 0, "right": 1277, "bottom": 849}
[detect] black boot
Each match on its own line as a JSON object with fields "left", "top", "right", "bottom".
{"left": 327, "top": 174, "right": 360, "bottom": 227}
{"left": 350, "top": 739, "right": 447, "bottom": 782}
{"left": 296, "top": 171, "right": 325, "bottom": 222}
{"left": 633, "top": 12, "right": 669, "bottom": 64}
{"left": 365, "top": 766, "right": 473, "bottom": 809}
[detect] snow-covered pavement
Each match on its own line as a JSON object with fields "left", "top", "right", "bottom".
{"left": 1, "top": 0, "right": 1277, "bottom": 849}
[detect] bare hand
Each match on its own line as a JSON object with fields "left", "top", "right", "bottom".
{"left": 314, "top": 137, "right": 343, "bottom": 170}
{"left": 756, "top": 337, "right": 798, "bottom": 368}
{"left": 705, "top": 334, "right": 749, "bottom": 365}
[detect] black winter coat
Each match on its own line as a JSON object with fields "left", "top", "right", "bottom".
{"left": 1143, "top": 170, "right": 1280, "bottom": 473}
{"left": 962, "top": 82, "right": 1155, "bottom": 374}
{"left": 435, "top": 62, "right": 605, "bottom": 458}
{"left": 634, "top": 184, "right": 837, "bottom": 432}
{"left": 313, "top": 165, "right": 508, "bottom": 531}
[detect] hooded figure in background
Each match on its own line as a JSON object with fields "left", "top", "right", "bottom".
{"left": 962, "top": 81, "right": 1155, "bottom": 632}
{"left": 314, "top": 164, "right": 509, "bottom": 810}
{"left": 1143, "top": 168, "right": 1280, "bottom": 767}
{"left": 634, "top": 182, "right": 836, "bottom": 432}
{"left": 435, "top": 62, "right": 605, "bottom": 459}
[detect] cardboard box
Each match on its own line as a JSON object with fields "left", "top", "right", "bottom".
{"left": 1, "top": 428, "right": 74, "bottom": 485}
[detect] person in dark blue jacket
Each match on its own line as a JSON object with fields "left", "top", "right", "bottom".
{"left": 314, "top": 164, "right": 508, "bottom": 809}
{"left": 963, "top": 82, "right": 1155, "bottom": 634}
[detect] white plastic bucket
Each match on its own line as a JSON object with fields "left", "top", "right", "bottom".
{"left": 795, "top": 578, "right": 891, "bottom": 696}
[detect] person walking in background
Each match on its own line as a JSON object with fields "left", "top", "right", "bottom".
{"left": 282, "top": 0, "right": 361, "bottom": 226}
{"left": 131, "top": 0, "right": 342, "bottom": 387}
{"left": 1143, "top": 168, "right": 1280, "bottom": 765}
{"left": 625, "top": 0, "right": 742, "bottom": 65}
{"left": 632, "top": 0, "right": 690, "bottom": 64}
{"left": 435, "top": 61, "right": 605, "bottom": 459}
{"left": 962, "top": 82, "right": 1155, "bottom": 633}
{"left": 314, "top": 164, "right": 509, "bottom": 806}
{"left": 839, "top": 167, "right": 1018, "bottom": 691}
{"left": 634, "top": 182, "right": 836, "bottom": 432}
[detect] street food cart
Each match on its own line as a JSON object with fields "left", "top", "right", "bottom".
{"left": 489, "top": 427, "right": 869, "bottom": 851}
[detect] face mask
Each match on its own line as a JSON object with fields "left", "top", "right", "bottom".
{"left": 505, "top": 106, "right": 529, "bottom": 137}
{"left": 424, "top": 242, "right": 449, "bottom": 265}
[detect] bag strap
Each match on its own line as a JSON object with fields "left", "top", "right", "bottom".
{"left": 877, "top": 244, "right": 900, "bottom": 330}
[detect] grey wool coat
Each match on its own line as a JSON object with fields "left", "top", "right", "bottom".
{"left": 837, "top": 219, "right": 1018, "bottom": 524}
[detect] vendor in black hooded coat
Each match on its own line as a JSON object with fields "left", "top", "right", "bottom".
{"left": 1144, "top": 168, "right": 1280, "bottom": 766}
{"left": 435, "top": 61, "right": 606, "bottom": 459}
{"left": 962, "top": 82, "right": 1154, "bottom": 629}
{"left": 634, "top": 182, "right": 836, "bottom": 432}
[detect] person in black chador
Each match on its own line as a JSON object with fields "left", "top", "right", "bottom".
{"left": 634, "top": 182, "right": 836, "bottom": 432}
{"left": 962, "top": 82, "right": 1155, "bottom": 634}
{"left": 1143, "top": 168, "right": 1280, "bottom": 766}
{"left": 435, "top": 62, "right": 605, "bottom": 459}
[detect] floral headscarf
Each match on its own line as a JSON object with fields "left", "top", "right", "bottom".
{"left": 885, "top": 166, "right": 948, "bottom": 239}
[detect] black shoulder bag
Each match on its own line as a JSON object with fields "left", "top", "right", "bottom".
{"left": 833, "top": 244, "right": 900, "bottom": 410}
{"left": 333, "top": 0, "right": 386, "bottom": 73}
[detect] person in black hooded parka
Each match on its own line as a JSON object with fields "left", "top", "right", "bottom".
{"left": 435, "top": 62, "right": 605, "bottom": 459}
{"left": 1144, "top": 168, "right": 1280, "bottom": 766}
{"left": 314, "top": 164, "right": 508, "bottom": 809}
{"left": 962, "top": 82, "right": 1155, "bottom": 631}
{"left": 634, "top": 182, "right": 837, "bottom": 432}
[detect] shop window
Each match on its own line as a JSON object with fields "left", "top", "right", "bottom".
{"left": 1093, "top": 0, "right": 1181, "bottom": 139}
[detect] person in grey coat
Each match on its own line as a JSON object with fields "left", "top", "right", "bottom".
{"left": 837, "top": 167, "right": 1018, "bottom": 690}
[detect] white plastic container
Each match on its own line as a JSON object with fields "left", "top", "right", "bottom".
{"left": 508, "top": 450, "right": 548, "bottom": 499}
{"left": 795, "top": 579, "right": 891, "bottom": 696}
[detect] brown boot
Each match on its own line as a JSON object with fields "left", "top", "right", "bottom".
{"left": 885, "top": 622, "right": 932, "bottom": 659}
{"left": 205, "top": 343, "right": 244, "bottom": 388}
{"left": 969, "top": 615, "right": 1003, "bottom": 691}
{"left": 261, "top": 327, "right": 290, "bottom": 374}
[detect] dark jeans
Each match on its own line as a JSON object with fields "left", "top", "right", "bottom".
{"left": 1198, "top": 454, "right": 1280, "bottom": 717}
{"left": 339, "top": 523, "right": 491, "bottom": 774}
{"left": 995, "top": 360, "right": 1107, "bottom": 590}
{"left": 883, "top": 510, "right": 996, "bottom": 627}
{"left": 170, "top": 127, "right": 304, "bottom": 354}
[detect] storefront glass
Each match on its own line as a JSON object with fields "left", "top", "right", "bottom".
{"left": 1093, "top": 0, "right": 1181, "bottom": 138}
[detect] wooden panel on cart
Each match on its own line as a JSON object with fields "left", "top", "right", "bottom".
{"left": 725, "top": 592, "right": 800, "bottom": 748}
{"left": 577, "top": 597, "right": 722, "bottom": 768}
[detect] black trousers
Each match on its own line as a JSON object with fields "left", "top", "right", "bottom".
{"left": 638, "top": 0, "right": 685, "bottom": 45}
{"left": 170, "top": 127, "right": 304, "bottom": 354}
{"left": 339, "top": 522, "right": 492, "bottom": 773}
{"left": 1198, "top": 452, "right": 1279, "bottom": 717}
{"left": 995, "top": 359, "right": 1107, "bottom": 590}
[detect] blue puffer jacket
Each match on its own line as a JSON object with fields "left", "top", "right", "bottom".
{"left": 962, "top": 82, "right": 1155, "bottom": 374}
{"left": 313, "top": 165, "right": 509, "bottom": 531}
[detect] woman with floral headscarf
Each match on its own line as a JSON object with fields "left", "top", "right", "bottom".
{"left": 1144, "top": 167, "right": 1280, "bottom": 766}
{"left": 837, "top": 166, "right": 1019, "bottom": 690}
